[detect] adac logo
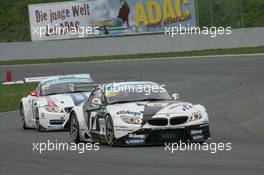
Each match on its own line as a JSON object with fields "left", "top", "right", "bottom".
{"left": 135, "top": 0, "right": 191, "bottom": 28}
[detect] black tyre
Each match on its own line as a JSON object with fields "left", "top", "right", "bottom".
{"left": 70, "top": 113, "right": 81, "bottom": 144}
{"left": 35, "top": 108, "right": 43, "bottom": 132}
{"left": 105, "top": 115, "right": 116, "bottom": 146}
{"left": 20, "top": 104, "right": 28, "bottom": 129}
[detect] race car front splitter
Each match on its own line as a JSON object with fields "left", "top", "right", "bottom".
{"left": 115, "top": 124, "right": 210, "bottom": 146}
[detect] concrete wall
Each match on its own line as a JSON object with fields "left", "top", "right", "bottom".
{"left": 0, "top": 27, "right": 264, "bottom": 61}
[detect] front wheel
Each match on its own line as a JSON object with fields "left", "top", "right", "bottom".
{"left": 105, "top": 115, "right": 116, "bottom": 146}
{"left": 70, "top": 113, "right": 80, "bottom": 144}
{"left": 35, "top": 108, "right": 44, "bottom": 132}
{"left": 20, "top": 104, "right": 28, "bottom": 129}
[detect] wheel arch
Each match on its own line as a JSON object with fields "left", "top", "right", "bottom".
{"left": 69, "top": 110, "right": 76, "bottom": 125}
{"left": 20, "top": 98, "right": 29, "bottom": 119}
{"left": 20, "top": 97, "right": 27, "bottom": 114}
{"left": 19, "top": 101, "right": 24, "bottom": 116}
{"left": 69, "top": 106, "right": 85, "bottom": 128}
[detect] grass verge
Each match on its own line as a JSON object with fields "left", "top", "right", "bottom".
{"left": 0, "top": 46, "right": 264, "bottom": 66}
{"left": 0, "top": 83, "right": 36, "bottom": 113}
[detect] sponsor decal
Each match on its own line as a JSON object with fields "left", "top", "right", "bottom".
{"left": 28, "top": 0, "right": 197, "bottom": 41}
{"left": 146, "top": 102, "right": 168, "bottom": 108}
{"left": 41, "top": 78, "right": 92, "bottom": 87}
{"left": 190, "top": 129, "right": 204, "bottom": 140}
{"left": 116, "top": 110, "right": 142, "bottom": 116}
{"left": 192, "top": 135, "right": 204, "bottom": 140}
{"left": 125, "top": 139, "right": 145, "bottom": 145}
{"left": 128, "top": 134, "right": 145, "bottom": 139}
{"left": 191, "top": 129, "right": 203, "bottom": 135}
{"left": 114, "top": 125, "right": 129, "bottom": 128}
{"left": 105, "top": 92, "right": 118, "bottom": 97}
{"left": 48, "top": 125, "right": 64, "bottom": 129}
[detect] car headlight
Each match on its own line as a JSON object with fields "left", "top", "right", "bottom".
{"left": 190, "top": 112, "right": 202, "bottom": 121}
{"left": 45, "top": 106, "right": 64, "bottom": 113}
{"left": 120, "top": 115, "right": 142, "bottom": 124}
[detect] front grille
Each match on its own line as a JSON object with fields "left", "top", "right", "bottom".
{"left": 170, "top": 116, "right": 188, "bottom": 125}
{"left": 145, "top": 129, "right": 186, "bottom": 143}
{"left": 50, "top": 120, "right": 65, "bottom": 125}
{"left": 64, "top": 107, "right": 73, "bottom": 113}
{"left": 147, "top": 118, "right": 168, "bottom": 126}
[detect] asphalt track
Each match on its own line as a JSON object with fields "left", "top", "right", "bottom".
{"left": 0, "top": 55, "right": 264, "bottom": 175}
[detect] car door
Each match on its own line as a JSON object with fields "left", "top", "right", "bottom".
{"left": 31, "top": 85, "right": 41, "bottom": 120}
{"left": 27, "top": 85, "right": 40, "bottom": 126}
{"left": 85, "top": 89, "right": 106, "bottom": 132}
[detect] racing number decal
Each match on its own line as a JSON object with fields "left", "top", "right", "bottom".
{"left": 89, "top": 111, "right": 98, "bottom": 130}
{"left": 182, "top": 105, "right": 192, "bottom": 111}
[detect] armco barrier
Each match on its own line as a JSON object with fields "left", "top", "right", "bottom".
{"left": 0, "top": 27, "right": 264, "bottom": 61}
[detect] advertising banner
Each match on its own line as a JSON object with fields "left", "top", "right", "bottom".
{"left": 28, "top": 0, "right": 197, "bottom": 41}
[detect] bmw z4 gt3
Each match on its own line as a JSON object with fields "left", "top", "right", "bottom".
{"left": 20, "top": 74, "right": 95, "bottom": 131}
{"left": 69, "top": 81, "right": 210, "bottom": 146}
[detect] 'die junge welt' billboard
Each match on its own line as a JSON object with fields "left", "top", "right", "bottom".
{"left": 28, "top": 0, "right": 197, "bottom": 41}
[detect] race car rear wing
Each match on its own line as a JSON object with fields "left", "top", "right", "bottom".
{"left": 24, "top": 74, "right": 91, "bottom": 83}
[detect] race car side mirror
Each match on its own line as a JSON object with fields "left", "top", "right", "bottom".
{"left": 172, "top": 93, "right": 180, "bottom": 100}
{"left": 30, "top": 91, "right": 39, "bottom": 97}
{"left": 91, "top": 98, "right": 103, "bottom": 106}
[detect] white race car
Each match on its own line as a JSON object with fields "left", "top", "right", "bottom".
{"left": 69, "top": 81, "right": 211, "bottom": 146}
{"left": 20, "top": 74, "right": 96, "bottom": 131}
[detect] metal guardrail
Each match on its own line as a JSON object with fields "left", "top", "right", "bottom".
{"left": 0, "top": 27, "right": 263, "bottom": 61}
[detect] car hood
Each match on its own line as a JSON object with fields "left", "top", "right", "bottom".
{"left": 38, "top": 92, "right": 91, "bottom": 108}
{"left": 107, "top": 100, "right": 195, "bottom": 120}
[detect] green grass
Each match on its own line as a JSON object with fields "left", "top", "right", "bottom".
{"left": 0, "top": 0, "right": 70, "bottom": 42}
{"left": 0, "top": 83, "right": 36, "bottom": 112}
{"left": 1, "top": 0, "right": 264, "bottom": 42}
{"left": 0, "top": 46, "right": 264, "bottom": 66}
{"left": 197, "top": 0, "right": 264, "bottom": 28}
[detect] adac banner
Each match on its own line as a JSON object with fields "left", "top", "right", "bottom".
{"left": 28, "top": 0, "right": 197, "bottom": 41}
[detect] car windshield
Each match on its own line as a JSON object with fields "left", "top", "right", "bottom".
{"left": 105, "top": 83, "right": 171, "bottom": 104}
{"left": 40, "top": 78, "right": 93, "bottom": 96}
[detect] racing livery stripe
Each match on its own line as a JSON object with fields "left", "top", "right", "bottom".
{"left": 142, "top": 101, "right": 179, "bottom": 121}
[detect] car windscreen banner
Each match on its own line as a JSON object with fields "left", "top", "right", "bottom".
{"left": 28, "top": 0, "right": 197, "bottom": 41}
